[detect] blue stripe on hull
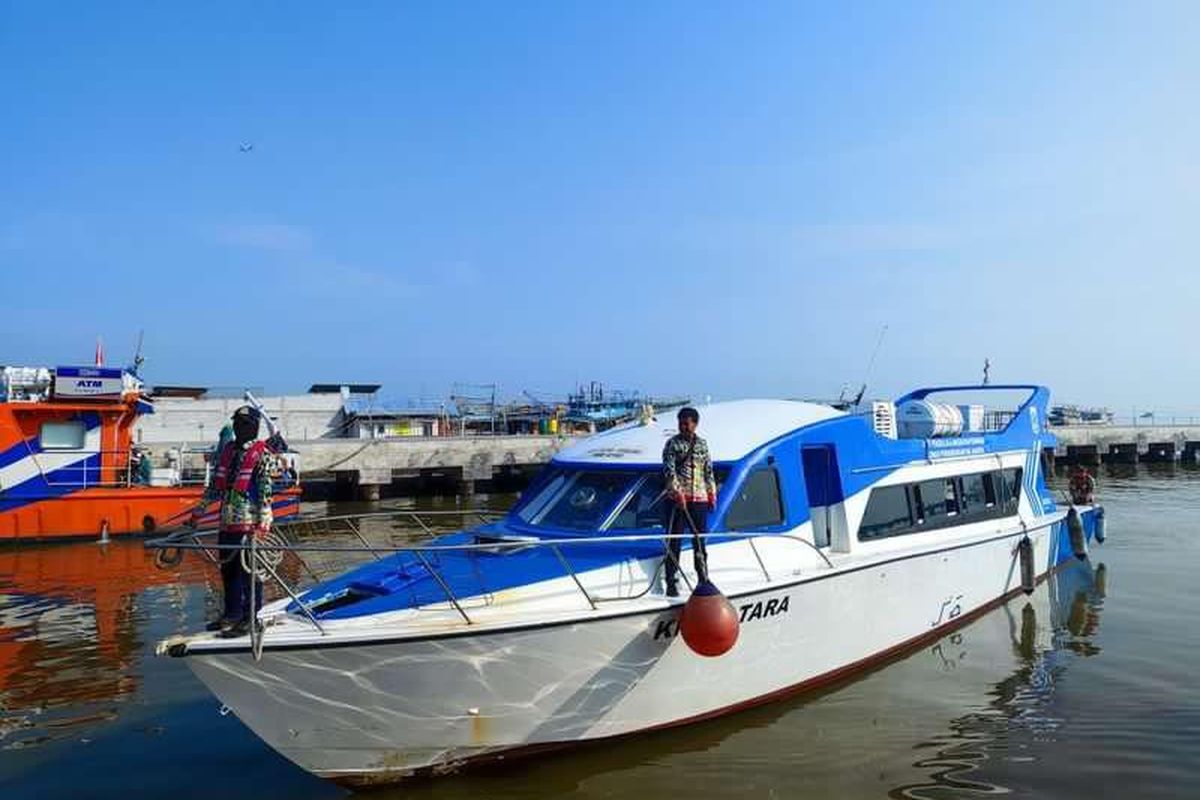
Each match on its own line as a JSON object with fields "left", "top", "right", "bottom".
{"left": 0, "top": 454, "right": 101, "bottom": 513}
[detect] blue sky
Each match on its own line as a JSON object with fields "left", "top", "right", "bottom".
{"left": 3, "top": 2, "right": 1198, "bottom": 411}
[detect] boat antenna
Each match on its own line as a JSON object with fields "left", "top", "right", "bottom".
{"left": 244, "top": 390, "right": 288, "bottom": 452}
{"left": 130, "top": 329, "right": 145, "bottom": 377}
{"left": 854, "top": 324, "right": 888, "bottom": 409}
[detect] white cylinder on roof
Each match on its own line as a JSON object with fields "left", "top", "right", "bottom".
{"left": 957, "top": 404, "right": 984, "bottom": 433}
{"left": 896, "top": 399, "right": 964, "bottom": 439}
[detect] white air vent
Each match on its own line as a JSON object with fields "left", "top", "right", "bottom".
{"left": 872, "top": 401, "right": 897, "bottom": 439}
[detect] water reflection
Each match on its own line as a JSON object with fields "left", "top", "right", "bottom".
{"left": 888, "top": 560, "right": 1108, "bottom": 799}
{"left": 0, "top": 541, "right": 208, "bottom": 751}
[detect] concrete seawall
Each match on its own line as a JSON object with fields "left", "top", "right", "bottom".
{"left": 1049, "top": 425, "right": 1200, "bottom": 465}
{"left": 296, "top": 434, "right": 575, "bottom": 498}
{"left": 143, "top": 434, "right": 578, "bottom": 499}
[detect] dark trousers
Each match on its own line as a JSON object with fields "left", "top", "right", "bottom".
{"left": 665, "top": 502, "right": 710, "bottom": 593}
{"left": 218, "top": 531, "right": 262, "bottom": 621}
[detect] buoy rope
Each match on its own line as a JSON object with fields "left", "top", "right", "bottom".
{"left": 670, "top": 501, "right": 710, "bottom": 584}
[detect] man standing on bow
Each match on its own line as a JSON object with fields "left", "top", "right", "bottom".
{"left": 190, "top": 405, "right": 274, "bottom": 637}
{"left": 662, "top": 406, "right": 716, "bottom": 597}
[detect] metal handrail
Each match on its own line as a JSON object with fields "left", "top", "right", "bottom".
{"left": 147, "top": 511, "right": 838, "bottom": 639}
{"left": 150, "top": 510, "right": 1070, "bottom": 666}
{"left": 21, "top": 444, "right": 302, "bottom": 492}
{"left": 149, "top": 527, "right": 834, "bottom": 559}
{"left": 275, "top": 508, "right": 505, "bottom": 528}
{"left": 149, "top": 507, "right": 1066, "bottom": 654}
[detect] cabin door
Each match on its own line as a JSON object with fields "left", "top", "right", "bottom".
{"left": 801, "top": 445, "right": 843, "bottom": 548}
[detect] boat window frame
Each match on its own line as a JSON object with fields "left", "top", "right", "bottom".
{"left": 514, "top": 468, "right": 570, "bottom": 524}
{"left": 603, "top": 465, "right": 733, "bottom": 533}
{"left": 39, "top": 420, "right": 87, "bottom": 450}
{"left": 603, "top": 473, "right": 661, "bottom": 532}
{"left": 522, "top": 468, "right": 642, "bottom": 531}
{"left": 857, "top": 466, "right": 1023, "bottom": 542}
{"left": 723, "top": 464, "right": 787, "bottom": 532}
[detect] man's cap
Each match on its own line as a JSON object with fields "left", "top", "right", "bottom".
{"left": 232, "top": 405, "right": 261, "bottom": 422}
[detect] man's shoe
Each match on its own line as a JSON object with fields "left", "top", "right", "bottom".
{"left": 205, "top": 617, "right": 234, "bottom": 632}
{"left": 218, "top": 619, "right": 250, "bottom": 638}
{"left": 665, "top": 585, "right": 679, "bottom": 598}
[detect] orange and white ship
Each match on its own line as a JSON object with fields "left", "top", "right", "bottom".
{"left": 0, "top": 365, "right": 300, "bottom": 542}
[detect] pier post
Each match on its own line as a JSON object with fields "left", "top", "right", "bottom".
{"left": 1065, "top": 445, "right": 1100, "bottom": 466}
{"left": 355, "top": 468, "right": 392, "bottom": 502}
{"left": 1140, "top": 442, "right": 1178, "bottom": 463}
{"left": 1104, "top": 443, "right": 1138, "bottom": 464}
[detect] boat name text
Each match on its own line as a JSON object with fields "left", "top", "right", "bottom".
{"left": 652, "top": 595, "right": 790, "bottom": 641}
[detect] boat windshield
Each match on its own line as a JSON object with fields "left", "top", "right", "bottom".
{"left": 607, "top": 474, "right": 668, "bottom": 531}
{"left": 516, "top": 470, "right": 639, "bottom": 531}
{"left": 514, "top": 467, "right": 729, "bottom": 532}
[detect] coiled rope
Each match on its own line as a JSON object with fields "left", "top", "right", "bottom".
{"left": 240, "top": 529, "right": 288, "bottom": 578}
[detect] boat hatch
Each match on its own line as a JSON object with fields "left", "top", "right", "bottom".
{"left": 302, "top": 565, "right": 434, "bottom": 617}
{"left": 306, "top": 586, "right": 387, "bottom": 615}
{"left": 473, "top": 533, "right": 540, "bottom": 553}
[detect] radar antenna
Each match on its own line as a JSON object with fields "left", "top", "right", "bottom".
{"left": 130, "top": 330, "right": 145, "bottom": 377}
{"left": 853, "top": 324, "right": 888, "bottom": 410}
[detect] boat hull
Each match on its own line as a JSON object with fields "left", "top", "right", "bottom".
{"left": 186, "top": 508, "right": 1098, "bottom": 786}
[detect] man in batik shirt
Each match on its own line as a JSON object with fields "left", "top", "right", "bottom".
{"left": 190, "top": 405, "right": 274, "bottom": 637}
{"left": 661, "top": 406, "right": 716, "bottom": 596}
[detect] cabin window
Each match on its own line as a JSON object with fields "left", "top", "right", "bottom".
{"left": 857, "top": 466, "right": 1024, "bottom": 542}
{"left": 534, "top": 471, "right": 638, "bottom": 530}
{"left": 40, "top": 421, "right": 86, "bottom": 450}
{"left": 858, "top": 485, "right": 914, "bottom": 541}
{"left": 608, "top": 474, "right": 668, "bottom": 531}
{"left": 725, "top": 467, "right": 784, "bottom": 530}
{"left": 960, "top": 473, "right": 989, "bottom": 511}
{"left": 914, "top": 478, "right": 957, "bottom": 523}
{"left": 998, "top": 467, "right": 1023, "bottom": 512}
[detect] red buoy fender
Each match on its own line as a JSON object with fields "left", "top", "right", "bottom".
{"left": 679, "top": 580, "right": 740, "bottom": 657}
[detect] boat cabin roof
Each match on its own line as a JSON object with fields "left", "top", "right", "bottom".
{"left": 553, "top": 399, "right": 845, "bottom": 466}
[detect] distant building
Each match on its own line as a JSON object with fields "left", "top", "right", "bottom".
{"left": 343, "top": 398, "right": 454, "bottom": 439}
{"left": 1048, "top": 405, "right": 1113, "bottom": 427}
{"left": 134, "top": 383, "right": 382, "bottom": 443}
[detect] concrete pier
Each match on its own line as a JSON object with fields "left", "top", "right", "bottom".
{"left": 293, "top": 434, "right": 573, "bottom": 497}
{"left": 1050, "top": 424, "right": 1200, "bottom": 465}
{"left": 138, "top": 433, "right": 576, "bottom": 499}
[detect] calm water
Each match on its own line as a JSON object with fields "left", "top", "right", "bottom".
{"left": 2, "top": 471, "right": 1198, "bottom": 799}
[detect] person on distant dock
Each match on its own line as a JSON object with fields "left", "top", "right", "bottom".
{"left": 190, "top": 405, "right": 274, "bottom": 637}
{"left": 662, "top": 407, "right": 716, "bottom": 597}
{"left": 1069, "top": 464, "right": 1096, "bottom": 505}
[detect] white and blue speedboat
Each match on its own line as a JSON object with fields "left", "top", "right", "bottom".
{"left": 154, "top": 384, "right": 1104, "bottom": 786}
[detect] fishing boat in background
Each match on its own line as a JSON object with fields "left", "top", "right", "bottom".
{"left": 152, "top": 383, "right": 1103, "bottom": 786}
{"left": 563, "top": 381, "right": 689, "bottom": 430}
{"left": 0, "top": 365, "right": 300, "bottom": 542}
